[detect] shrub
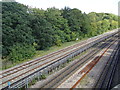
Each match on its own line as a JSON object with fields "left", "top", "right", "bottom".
{"left": 8, "top": 43, "right": 36, "bottom": 62}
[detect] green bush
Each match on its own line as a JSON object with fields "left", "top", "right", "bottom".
{"left": 8, "top": 43, "right": 36, "bottom": 62}
{"left": 40, "top": 74, "right": 46, "bottom": 79}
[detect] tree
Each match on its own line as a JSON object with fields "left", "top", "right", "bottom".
{"left": 102, "top": 20, "right": 110, "bottom": 32}
{"left": 62, "top": 8, "right": 83, "bottom": 33}
{"left": 110, "top": 20, "right": 118, "bottom": 29}
{"left": 45, "top": 7, "right": 71, "bottom": 42}
{"left": 2, "top": 2, "right": 35, "bottom": 57}
{"left": 30, "top": 14, "right": 54, "bottom": 49}
{"left": 2, "top": 2, "right": 118, "bottom": 62}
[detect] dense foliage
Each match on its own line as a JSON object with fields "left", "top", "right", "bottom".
{"left": 2, "top": 2, "right": 119, "bottom": 62}
{"left": 8, "top": 43, "right": 36, "bottom": 61}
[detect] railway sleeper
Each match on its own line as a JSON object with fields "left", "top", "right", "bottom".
{"left": 3, "top": 33, "right": 117, "bottom": 89}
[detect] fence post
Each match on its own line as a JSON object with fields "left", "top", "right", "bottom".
{"left": 26, "top": 79, "right": 28, "bottom": 88}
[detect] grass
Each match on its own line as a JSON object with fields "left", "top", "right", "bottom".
{"left": 1, "top": 38, "right": 88, "bottom": 70}
{"left": 34, "top": 38, "right": 88, "bottom": 58}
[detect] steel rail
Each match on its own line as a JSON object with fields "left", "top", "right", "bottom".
{"left": 41, "top": 36, "right": 117, "bottom": 88}
{"left": 1, "top": 35, "right": 114, "bottom": 84}
{"left": 1, "top": 30, "right": 117, "bottom": 76}
{"left": 0, "top": 33, "right": 102, "bottom": 77}
{"left": 70, "top": 38, "right": 118, "bottom": 89}
{"left": 107, "top": 47, "right": 119, "bottom": 89}
{"left": 1, "top": 32, "right": 117, "bottom": 89}
{"left": 94, "top": 40, "right": 119, "bottom": 89}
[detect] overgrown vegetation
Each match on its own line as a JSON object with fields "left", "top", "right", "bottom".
{"left": 2, "top": 2, "right": 119, "bottom": 63}
{"left": 8, "top": 43, "right": 36, "bottom": 62}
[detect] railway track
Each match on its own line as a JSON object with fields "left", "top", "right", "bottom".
{"left": 1, "top": 39, "right": 87, "bottom": 76}
{"left": 1, "top": 30, "right": 118, "bottom": 89}
{"left": 1, "top": 30, "right": 117, "bottom": 76}
{"left": 0, "top": 36, "right": 97, "bottom": 87}
{"left": 1, "top": 37, "right": 102, "bottom": 87}
{"left": 1, "top": 31, "right": 107, "bottom": 77}
{"left": 94, "top": 38, "right": 119, "bottom": 89}
{"left": 110, "top": 41, "right": 120, "bottom": 89}
{"left": 41, "top": 34, "right": 118, "bottom": 88}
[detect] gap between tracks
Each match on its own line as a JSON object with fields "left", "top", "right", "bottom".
{"left": 70, "top": 39, "right": 117, "bottom": 89}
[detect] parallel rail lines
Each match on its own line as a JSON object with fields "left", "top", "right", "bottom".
{"left": 1, "top": 29, "right": 117, "bottom": 76}
{"left": 71, "top": 38, "right": 118, "bottom": 89}
{"left": 1, "top": 29, "right": 118, "bottom": 89}
{"left": 0, "top": 33, "right": 98, "bottom": 76}
{"left": 94, "top": 39, "right": 119, "bottom": 89}
{"left": 1, "top": 43, "right": 89, "bottom": 85}
{"left": 41, "top": 34, "right": 118, "bottom": 88}
{"left": 1, "top": 41, "right": 84, "bottom": 76}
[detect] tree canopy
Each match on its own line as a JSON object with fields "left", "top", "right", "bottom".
{"left": 2, "top": 2, "right": 119, "bottom": 62}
